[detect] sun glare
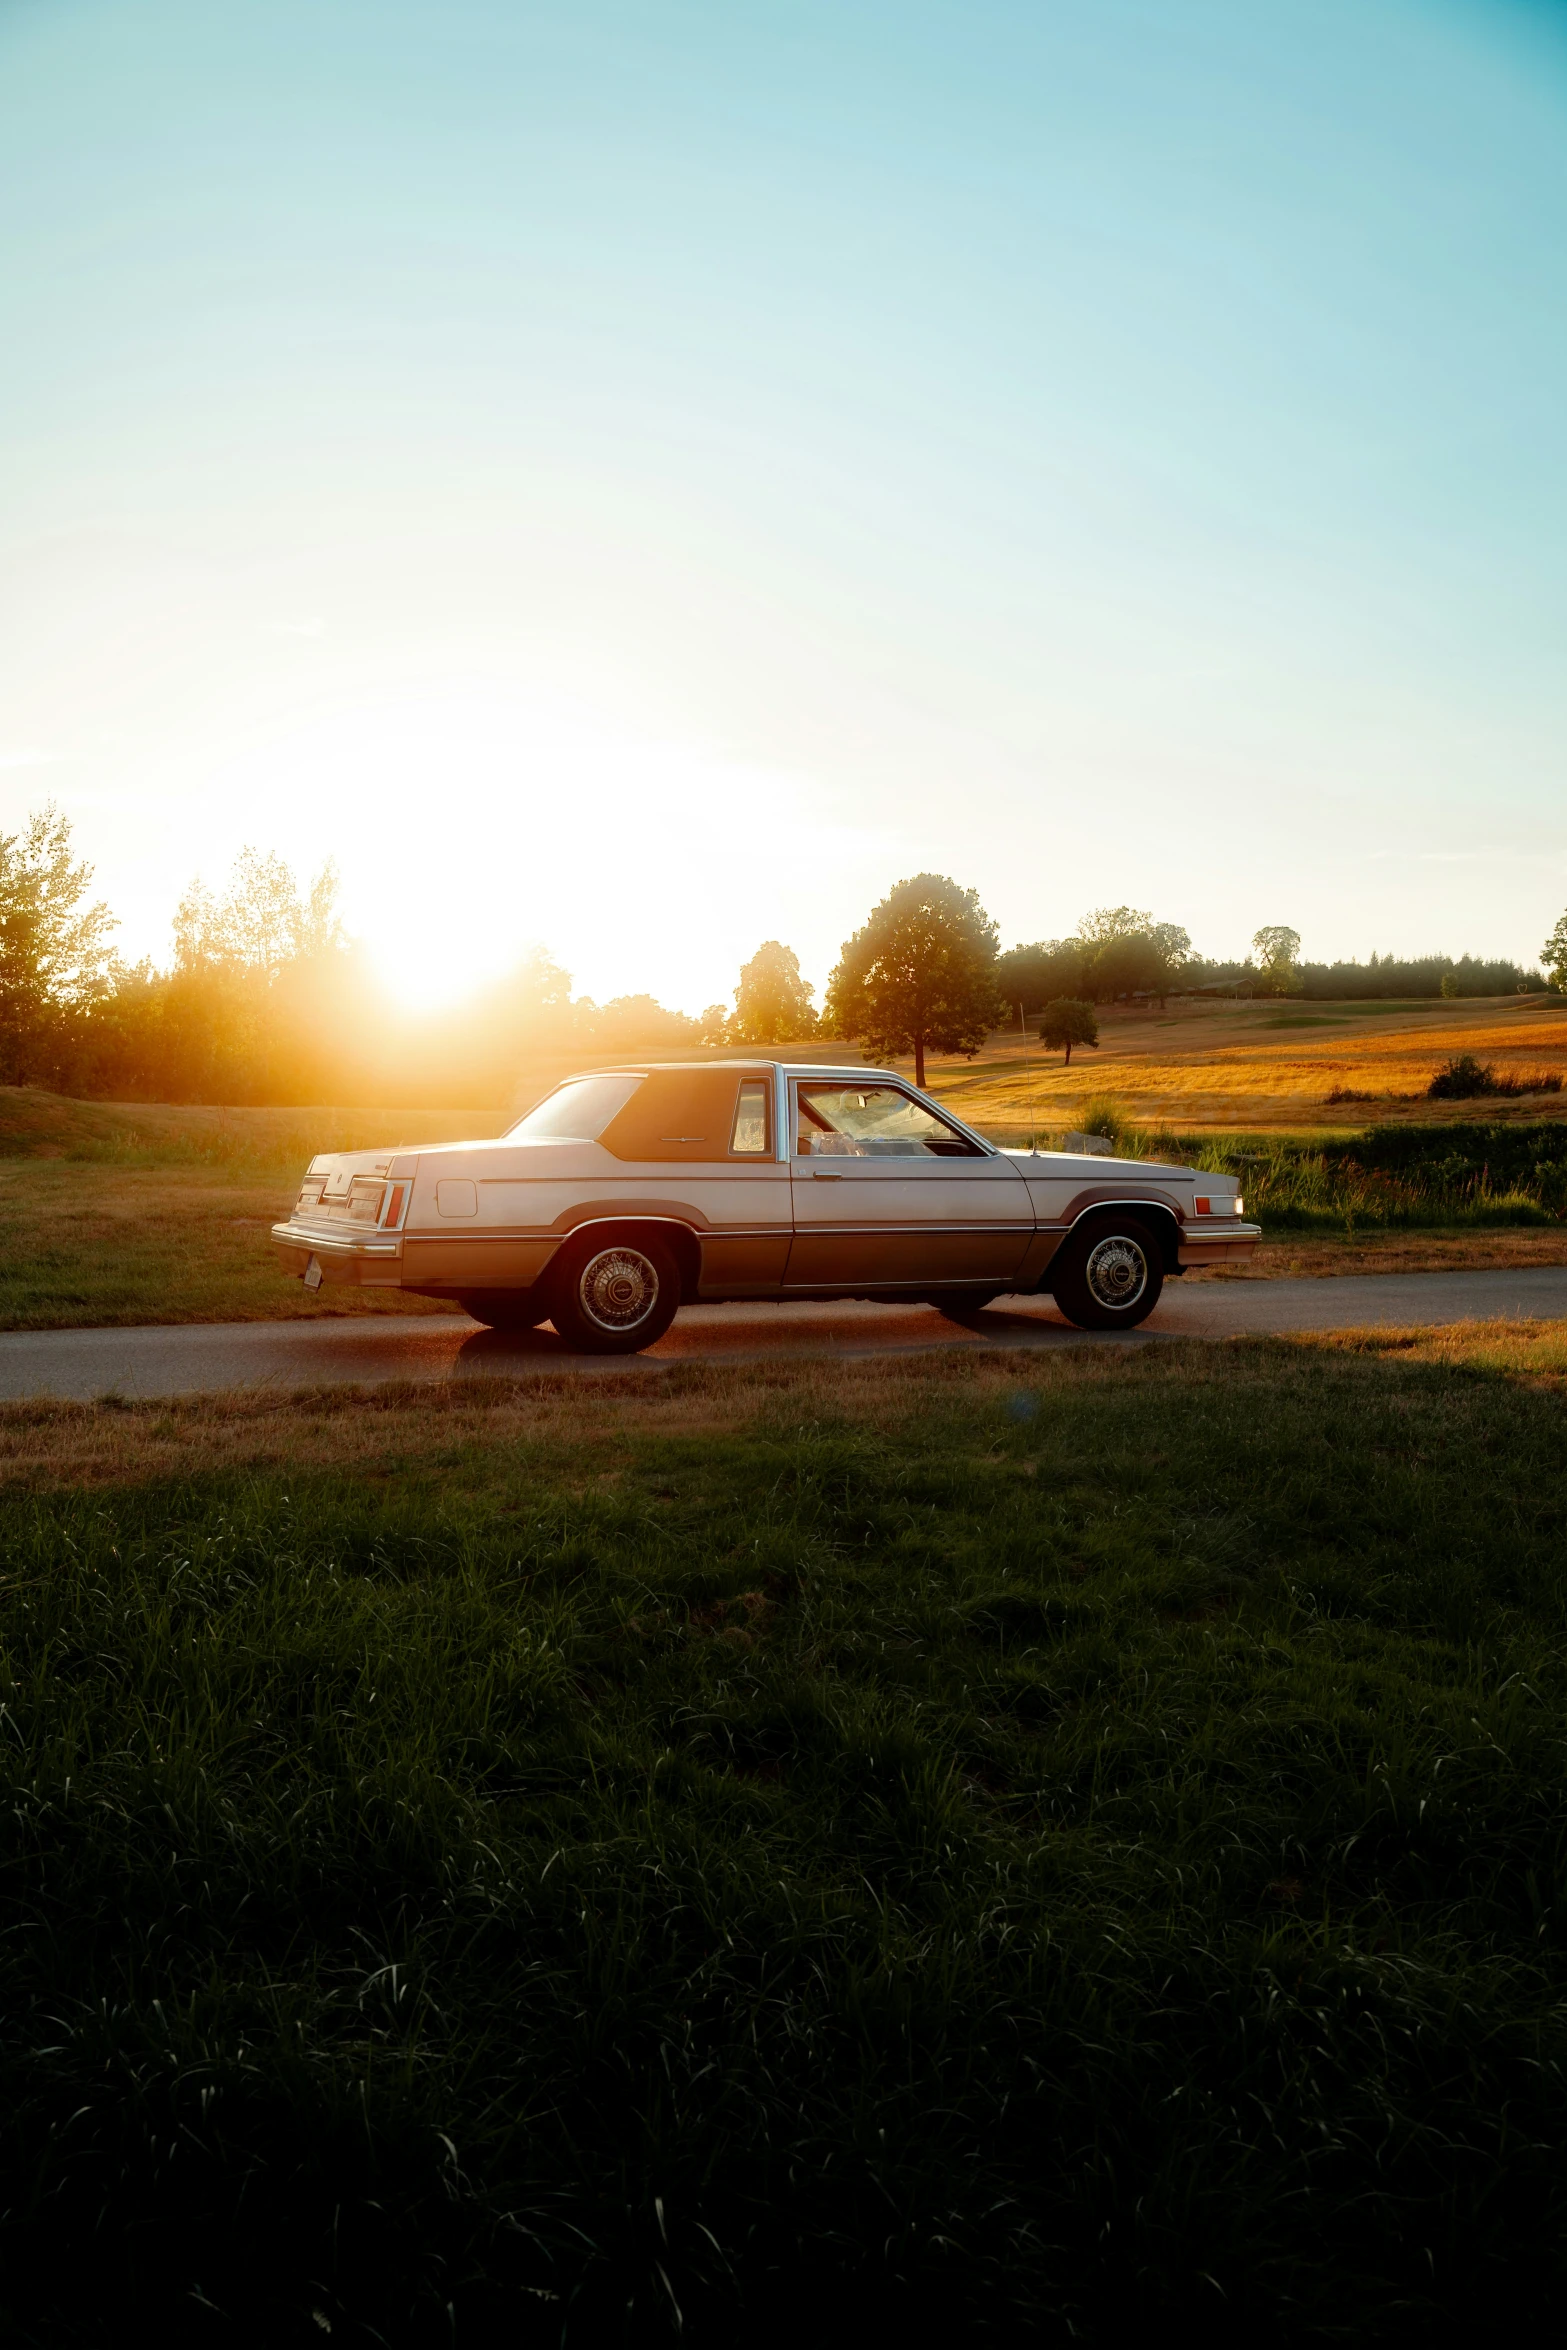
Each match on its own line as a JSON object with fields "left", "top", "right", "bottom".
{"left": 209, "top": 686, "right": 890, "bottom": 1017}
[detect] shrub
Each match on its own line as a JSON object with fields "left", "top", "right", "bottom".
{"left": 1429, "top": 1055, "right": 1500, "bottom": 1099}
{"left": 1428, "top": 1057, "right": 1562, "bottom": 1101}
{"left": 1071, "top": 1093, "right": 1127, "bottom": 1145}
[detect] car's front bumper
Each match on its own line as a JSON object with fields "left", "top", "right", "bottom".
{"left": 271, "top": 1221, "right": 405, "bottom": 1288}
{"left": 1176, "top": 1219, "right": 1263, "bottom": 1268}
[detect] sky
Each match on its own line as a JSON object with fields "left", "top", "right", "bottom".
{"left": 3, "top": 0, "right": 1567, "bottom": 1012}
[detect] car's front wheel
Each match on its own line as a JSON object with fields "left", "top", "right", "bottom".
{"left": 1048, "top": 1215, "right": 1164, "bottom": 1330}
{"left": 547, "top": 1232, "right": 681, "bottom": 1354}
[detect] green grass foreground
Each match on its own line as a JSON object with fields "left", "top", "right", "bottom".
{"left": 2, "top": 1334, "right": 1567, "bottom": 2340}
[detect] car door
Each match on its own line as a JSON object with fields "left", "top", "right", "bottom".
{"left": 784, "top": 1078, "right": 1033, "bottom": 1289}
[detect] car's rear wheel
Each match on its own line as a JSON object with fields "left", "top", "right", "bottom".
{"left": 925, "top": 1288, "right": 1001, "bottom": 1318}
{"left": 458, "top": 1291, "right": 550, "bottom": 1330}
{"left": 547, "top": 1232, "right": 681, "bottom": 1354}
{"left": 1048, "top": 1215, "right": 1164, "bottom": 1330}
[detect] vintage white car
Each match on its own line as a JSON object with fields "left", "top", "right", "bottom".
{"left": 272, "top": 1061, "right": 1259, "bottom": 1351}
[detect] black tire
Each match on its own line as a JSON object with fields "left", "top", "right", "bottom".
{"left": 457, "top": 1291, "right": 551, "bottom": 1330}
{"left": 1048, "top": 1215, "right": 1165, "bottom": 1331}
{"left": 545, "top": 1231, "right": 681, "bottom": 1355}
{"left": 925, "top": 1289, "right": 1002, "bottom": 1318}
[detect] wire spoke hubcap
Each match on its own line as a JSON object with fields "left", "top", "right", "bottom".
{"left": 579, "top": 1247, "right": 660, "bottom": 1331}
{"left": 1084, "top": 1234, "right": 1148, "bottom": 1310}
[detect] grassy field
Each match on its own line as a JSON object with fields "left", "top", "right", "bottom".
{"left": 0, "top": 1163, "right": 460, "bottom": 1329}
{"left": 0, "top": 1094, "right": 501, "bottom": 1329}
{"left": 3, "top": 1333, "right": 1567, "bottom": 2338}
{"left": 913, "top": 992, "right": 1567, "bottom": 1136}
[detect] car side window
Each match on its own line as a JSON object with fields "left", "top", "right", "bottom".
{"left": 794, "top": 1083, "right": 983, "bottom": 1158}
{"left": 730, "top": 1080, "right": 770, "bottom": 1155}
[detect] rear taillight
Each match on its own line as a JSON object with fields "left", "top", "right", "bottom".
{"left": 295, "top": 1176, "right": 325, "bottom": 1214}
{"left": 347, "top": 1176, "right": 385, "bottom": 1224}
{"left": 381, "top": 1182, "right": 407, "bottom": 1227}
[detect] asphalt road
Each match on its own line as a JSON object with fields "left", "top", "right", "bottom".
{"left": 0, "top": 1266, "right": 1562, "bottom": 1401}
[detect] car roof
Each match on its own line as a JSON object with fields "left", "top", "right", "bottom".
{"left": 570, "top": 1060, "right": 891, "bottom": 1079}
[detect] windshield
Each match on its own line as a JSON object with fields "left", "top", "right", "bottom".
{"left": 505, "top": 1074, "right": 642, "bottom": 1142}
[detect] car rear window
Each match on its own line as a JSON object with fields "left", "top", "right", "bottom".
{"left": 505, "top": 1074, "right": 643, "bottom": 1142}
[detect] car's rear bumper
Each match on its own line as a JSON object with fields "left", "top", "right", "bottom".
{"left": 1176, "top": 1219, "right": 1263, "bottom": 1268}
{"left": 271, "top": 1221, "right": 405, "bottom": 1288}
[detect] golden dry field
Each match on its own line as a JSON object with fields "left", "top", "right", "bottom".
{"left": 908, "top": 993, "right": 1567, "bottom": 1137}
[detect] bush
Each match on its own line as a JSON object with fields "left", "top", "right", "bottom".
{"left": 1072, "top": 1094, "right": 1126, "bottom": 1145}
{"left": 1428, "top": 1056, "right": 1562, "bottom": 1101}
{"left": 1429, "top": 1055, "right": 1501, "bottom": 1099}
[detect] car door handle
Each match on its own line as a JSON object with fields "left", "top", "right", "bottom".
{"left": 811, "top": 1170, "right": 844, "bottom": 1181}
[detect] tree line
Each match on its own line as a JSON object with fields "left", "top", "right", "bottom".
{"left": 0, "top": 806, "right": 1557, "bottom": 1107}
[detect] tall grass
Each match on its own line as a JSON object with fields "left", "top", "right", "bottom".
{"left": 1056, "top": 1106, "right": 1567, "bottom": 1231}
{"left": 2, "top": 1344, "right": 1567, "bottom": 2336}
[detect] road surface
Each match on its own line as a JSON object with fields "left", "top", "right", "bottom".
{"left": 0, "top": 1266, "right": 1561, "bottom": 1401}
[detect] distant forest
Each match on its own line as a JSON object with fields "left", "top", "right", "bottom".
{"left": 1197, "top": 951, "right": 1539, "bottom": 1000}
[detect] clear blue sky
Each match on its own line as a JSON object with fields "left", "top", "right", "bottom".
{"left": 3, "top": 0, "right": 1565, "bottom": 1007}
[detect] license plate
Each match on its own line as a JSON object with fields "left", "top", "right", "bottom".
{"left": 304, "top": 1256, "right": 323, "bottom": 1291}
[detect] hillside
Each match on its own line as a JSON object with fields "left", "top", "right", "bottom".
{"left": 915, "top": 994, "right": 1567, "bottom": 1139}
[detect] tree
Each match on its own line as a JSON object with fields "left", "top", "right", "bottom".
{"left": 0, "top": 805, "right": 119, "bottom": 1084}
{"left": 1252, "top": 925, "right": 1302, "bottom": 996}
{"left": 1088, "top": 932, "right": 1170, "bottom": 1004}
{"left": 1150, "top": 921, "right": 1192, "bottom": 994}
{"left": 697, "top": 1004, "right": 731, "bottom": 1045}
{"left": 996, "top": 937, "right": 1091, "bottom": 1011}
{"left": 1543, "top": 911, "right": 1567, "bottom": 993}
{"left": 825, "top": 873, "right": 1004, "bottom": 1089}
{"left": 1041, "top": 998, "right": 1099, "bottom": 1065}
{"left": 580, "top": 994, "right": 700, "bottom": 1049}
{"left": 173, "top": 847, "right": 344, "bottom": 978}
{"left": 508, "top": 946, "right": 574, "bottom": 1028}
{"left": 1077, "top": 905, "right": 1154, "bottom": 949}
{"left": 730, "top": 940, "right": 817, "bottom": 1042}
{"left": 1077, "top": 910, "right": 1192, "bottom": 1005}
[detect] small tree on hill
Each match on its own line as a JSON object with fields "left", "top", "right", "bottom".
{"left": 1543, "top": 911, "right": 1567, "bottom": 994}
{"left": 730, "top": 940, "right": 817, "bottom": 1042}
{"left": 826, "top": 873, "right": 1003, "bottom": 1088}
{"left": 1041, "top": 998, "right": 1099, "bottom": 1065}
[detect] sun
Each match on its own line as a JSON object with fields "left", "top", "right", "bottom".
{"left": 208, "top": 683, "right": 866, "bottom": 1018}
